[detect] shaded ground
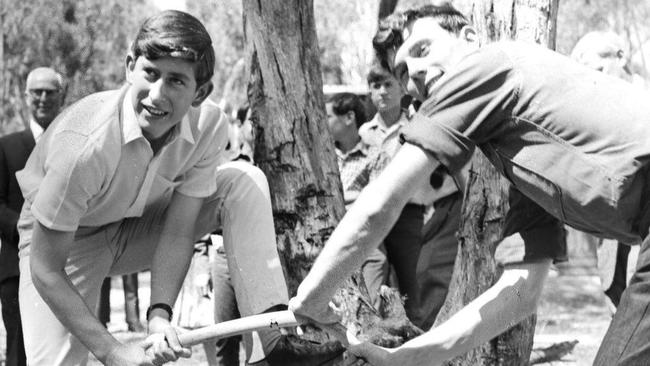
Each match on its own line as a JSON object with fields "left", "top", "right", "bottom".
{"left": 0, "top": 270, "right": 613, "bottom": 365}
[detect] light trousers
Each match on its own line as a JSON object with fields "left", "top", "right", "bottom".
{"left": 19, "top": 161, "right": 289, "bottom": 365}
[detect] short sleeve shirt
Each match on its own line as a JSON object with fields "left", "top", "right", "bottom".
{"left": 402, "top": 41, "right": 650, "bottom": 246}
{"left": 16, "top": 86, "right": 228, "bottom": 248}
{"left": 336, "top": 141, "right": 375, "bottom": 208}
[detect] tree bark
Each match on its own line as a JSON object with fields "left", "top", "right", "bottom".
{"left": 242, "top": 1, "right": 421, "bottom": 356}
{"left": 434, "top": 1, "right": 559, "bottom": 365}
{"left": 242, "top": 0, "right": 344, "bottom": 296}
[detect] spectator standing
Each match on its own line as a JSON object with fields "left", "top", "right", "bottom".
{"left": 0, "top": 67, "right": 66, "bottom": 366}
{"left": 325, "top": 92, "right": 392, "bottom": 305}
{"left": 97, "top": 273, "right": 145, "bottom": 332}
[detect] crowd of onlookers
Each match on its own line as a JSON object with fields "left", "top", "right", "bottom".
{"left": 1, "top": 7, "right": 650, "bottom": 366}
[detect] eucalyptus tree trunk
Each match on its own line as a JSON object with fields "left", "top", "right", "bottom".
{"left": 242, "top": 0, "right": 344, "bottom": 294}
{"left": 434, "top": 1, "right": 559, "bottom": 365}
{"left": 241, "top": 1, "right": 419, "bottom": 355}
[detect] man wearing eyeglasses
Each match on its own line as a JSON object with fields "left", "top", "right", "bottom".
{"left": 0, "top": 67, "right": 65, "bottom": 366}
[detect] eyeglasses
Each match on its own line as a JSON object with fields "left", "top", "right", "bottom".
{"left": 27, "top": 88, "right": 61, "bottom": 99}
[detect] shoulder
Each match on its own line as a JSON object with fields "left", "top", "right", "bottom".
{"left": 186, "top": 98, "right": 229, "bottom": 140}
{"left": 52, "top": 88, "right": 125, "bottom": 137}
{"left": 0, "top": 129, "right": 32, "bottom": 152}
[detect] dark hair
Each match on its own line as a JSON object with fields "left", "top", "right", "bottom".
{"left": 131, "top": 10, "right": 215, "bottom": 86}
{"left": 328, "top": 92, "right": 367, "bottom": 129}
{"left": 372, "top": 3, "right": 469, "bottom": 71}
{"left": 366, "top": 62, "right": 395, "bottom": 84}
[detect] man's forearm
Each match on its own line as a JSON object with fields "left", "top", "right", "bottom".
{"left": 31, "top": 264, "right": 120, "bottom": 361}
{"left": 296, "top": 144, "right": 441, "bottom": 309}
{"left": 390, "top": 261, "right": 551, "bottom": 365}
{"left": 149, "top": 192, "right": 204, "bottom": 318}
{"left": 296, "top": 183, "right": 407, "bottom": 308}
{"left": 30, "top": 224, "right": 120, "bottom": 362}
{"left": 149, "top": 231, "right": 195, "bottom": 310}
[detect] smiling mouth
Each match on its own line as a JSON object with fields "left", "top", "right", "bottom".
{"left": 425, "top": 73, "right": 444, "bottom": 96}
{"left": 142, "top": 104, "right": 168, "bottom": 117}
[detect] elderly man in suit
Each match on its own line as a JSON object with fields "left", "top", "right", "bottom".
{"left": 0, "top": 67, "right": 66, "bottom": 366}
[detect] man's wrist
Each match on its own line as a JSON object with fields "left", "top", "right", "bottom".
{"left": 146, "top": 303, "right": 173, "bottom": 321}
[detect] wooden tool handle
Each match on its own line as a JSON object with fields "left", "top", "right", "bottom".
{"left": 177, "top": 310, "right": 350, "bottom": 348}
{"left": 178, "top": 310, "right": 299, "bottom": 347}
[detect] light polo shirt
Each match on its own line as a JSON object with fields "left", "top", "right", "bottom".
{"left": 359, "top": 111, "right": 409, "bottom": 157}
{"left": 16, "top": 86, "right": 228, "bottom": 246}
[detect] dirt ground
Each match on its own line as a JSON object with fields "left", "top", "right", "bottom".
{"left": 0, "top": 268, "right": 613, "bottom": 366}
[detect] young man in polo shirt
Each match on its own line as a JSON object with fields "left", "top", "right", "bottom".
{"left": 17, "top": 10, "right": 342, "bottom": 366}
{"left": 290, "top": 4, "right": 650, "bottom": 366}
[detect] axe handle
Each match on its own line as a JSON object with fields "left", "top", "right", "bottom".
{"left": 177, "top": 310, "right": 348, "bottom": 347}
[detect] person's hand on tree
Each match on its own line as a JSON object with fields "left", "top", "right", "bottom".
{"left": 144, "top": 316, "right": 192, "bottom": 365}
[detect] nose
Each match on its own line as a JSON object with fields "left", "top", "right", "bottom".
{"left": 149, "top": 78, "right": 166, "bottom": 101}
{"left": 405, "top": 57, "right": 427, "bottom": 80}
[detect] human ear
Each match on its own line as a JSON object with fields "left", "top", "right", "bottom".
{"left": 616, "top": 50, "right": 628, "bottom": 67}
{"left": 191, "top": 81, "right": 214, "bottom": 107}
{"left": 460, "top": 25, "right": 478, "bottom": 44}
{"left": 125, "top": 53, "right": 136, "bottom": 84}
{"left": 345, "top": 111, "right": 357, "bottom": 126}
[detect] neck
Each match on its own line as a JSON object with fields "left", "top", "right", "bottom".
{"left": 378, "top": 107, "right": 402, "bottom": 128}
{"left": 336, "top": 133, "right": 361, "bottom": 154}
{"left": 145, "top": 129, "right": 173, "bottom": 155}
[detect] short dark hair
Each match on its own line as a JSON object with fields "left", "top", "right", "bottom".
{"left": 366, "top": 62, "right": 395, "bottom": 84}
{"left": 131, "top": 10, "right": 215, "bottom": 86}
{"left": 327, "top": 92, "right": 367, "bottom": 129}
{"left": 372, "top": 3, "right": 469, "bottom": 70}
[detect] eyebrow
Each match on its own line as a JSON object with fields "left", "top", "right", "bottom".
{"left": 168, "top": 71, "right": 192, "bottom": 82}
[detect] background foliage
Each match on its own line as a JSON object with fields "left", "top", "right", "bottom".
{"left": 2, "top": 0, "right": 650, "bottom": 135}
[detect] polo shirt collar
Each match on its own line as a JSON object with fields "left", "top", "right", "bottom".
{"left": 121, "top": 89, "right": 195, "bottom": 145}
{"left": 369, "top": 110, "right": 409, "bottom": 133}
{"left": 336, "top": 140, "right": 368, "bottom": 160}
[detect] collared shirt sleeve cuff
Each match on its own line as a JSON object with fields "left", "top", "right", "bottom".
{"left": 400, "top": 113, "right": 475, "bottom": 174}
{"left": 31, "top": 205, "right": 79, "bottom": 232}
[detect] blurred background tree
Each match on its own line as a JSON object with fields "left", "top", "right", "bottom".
{"left": 3, "top": 0, "right": 650, "bottom": 135}
{"left": 0, "top": 0, "right": 149, "bottom": 134}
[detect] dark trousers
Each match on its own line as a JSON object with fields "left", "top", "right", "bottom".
{"left": 604, "top": 243, "right": 631, "bottom": 307}
{"left": 98, "top": 273, "right": 141, "bottom": 328}
{"left": 383, "top": 204, "right": 424, "bottom": 320}
{"left": 0, "top": 277, "right": 26, "bottom": 366}
{"left": 594, "top": 237, "right": 650, "bottom": 365}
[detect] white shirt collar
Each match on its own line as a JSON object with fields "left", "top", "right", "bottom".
{"left": 121, "top": 88, "right": 195, "bottom": 145}
{"left": 29, "top": 119, "right": 44, "bottom": 142}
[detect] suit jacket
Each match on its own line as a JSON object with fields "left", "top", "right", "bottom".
{"left": 0, "top": 129, "right": 35, "bottom": 283}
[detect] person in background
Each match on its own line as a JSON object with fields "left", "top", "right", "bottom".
{"left": 325, "top": 92, "right": 392, "bottom": 305}
{"left": 98, "top": 273, "right": 145, "bottom": 332}
{"left": 569, "top": 30, "right": 640, "bottom": 312}
{"left": 0, "top": 67, "right": 66, "bottom": 366}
